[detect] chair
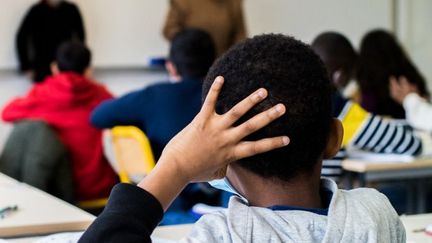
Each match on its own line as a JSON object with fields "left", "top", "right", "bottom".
{"left": 103, "top": 126, "right": 156, "bottom": 184}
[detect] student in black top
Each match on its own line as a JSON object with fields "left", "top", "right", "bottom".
{"left": 16, "top": 0, "right": 85, "bottom": 82}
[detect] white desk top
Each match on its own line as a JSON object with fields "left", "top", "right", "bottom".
{"left": 401, "top": 213, "right": 432, "bottom": 243}
{"left": 0, "top": 173, "right": 95, "bottom": 238}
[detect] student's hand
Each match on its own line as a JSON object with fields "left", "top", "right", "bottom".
{"left": 389, "top": 76, "right": 418, "bottom": 104}
{"left": 138, "top": 76, "right": 289, "bottom": 210}
{"left": 160, "top": 76, "right": 289, "bottom": 182}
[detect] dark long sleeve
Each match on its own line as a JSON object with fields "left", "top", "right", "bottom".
{"left": 70, "top": 4, "right": 85, "bottom": 41}
{"left": 16, "top": 7, "right": 35, "bottom": 72}
{"left": 79, "top": 184, "right": 164, "bottom": 243}
{"left": 90, "top": 90, "right": 148, "bottom": 129}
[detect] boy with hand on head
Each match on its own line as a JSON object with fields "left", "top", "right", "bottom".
{"left": 80, "top": 34, "right": 404, "bottom": 242}
{"left": 2, "top": 41, "right": 118, "bottom": 209}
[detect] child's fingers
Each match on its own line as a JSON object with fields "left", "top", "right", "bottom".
{"left": 201, "top": 76, "right": 224, "bottom": 117}
{"left": 231, "top": 104, "right": 286, "bottom": 139}
{"left": 233, "top": 136, "right": 290, "bottom": 160}
{"left": 221, "top": 88, "right": 268, "bottom": 127}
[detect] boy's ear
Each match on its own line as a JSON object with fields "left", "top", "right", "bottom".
{"left": 323, "top": 119, "right": 344, "bottom": 159}
{"left": 50, "top": 62, "right": 60, "bottom": 75}
{"left": 165, "top": 60, "right": 181, "bottom": 82}
{"left": 83, "top": 67, "right": 93, "bottom": 79}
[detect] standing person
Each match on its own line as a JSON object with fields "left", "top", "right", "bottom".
{"left": 3, "top": 42, "right": 118, "bottom": 212}
{"left": 162, "top": 0, "right": 247, "bottom": 56}
{"left": 16, "top": 0, "right": 85, "bottom": 83}
{"left": 357, "top": 29, "right": 429, "bottom": 118}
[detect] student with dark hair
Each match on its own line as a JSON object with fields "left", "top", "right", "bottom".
{"left": 312, "top": 32, "right": 422, "bottom": 182}
{"left": 80, "top": 34, "right": 404, "bottom": 242}
{"left": 357, "top": 29, "right": 429, "bottom": 118}
{"left": 311, "top": 32, "right": 358, "bottom": 100}
{"left": 16, "top": 0, "right": 85, "bottom": 83}
{"left": 91, "top": 28, "right": 216, "bottom": 159}
{"left": 2, "top": 42, "right": 118, "bottom": 210}
{"left": 90, "top": 28, "right": 217, "bottom": 224}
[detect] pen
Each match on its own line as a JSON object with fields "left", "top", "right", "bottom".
{"left": 0, "top": 205, "right": 18, "bottom": 219}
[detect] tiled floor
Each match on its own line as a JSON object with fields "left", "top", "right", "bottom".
{"left": 0, "top": 68, "right": 168, "bottom": 150}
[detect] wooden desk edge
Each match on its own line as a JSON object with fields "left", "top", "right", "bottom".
{"left": 342, "top": 159, "right": 432, "bottom": 173}
{"left": 0, "top": 220, "right": 94, "bottom": 238}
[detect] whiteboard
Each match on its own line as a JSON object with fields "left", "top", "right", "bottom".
{"left": 0, "top": 0, "right": 391, "bottom": 69}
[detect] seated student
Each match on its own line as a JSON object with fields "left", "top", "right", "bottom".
{"left": 311, "top": 31, "right": 359, "bottom": 101}
{"left": 2, "top": 41, "right": 118, "bottom": 209}
{"left": 91, "top": 28, "right": 216, "bottom": 159}
{"left": 390, "top": 76, "right": 432, "bottom": 132}
{"left": 79, "top": 34, "right": 404, "bottom": 242}
{"left": 312, "top": 32, "right": 422, "bottom": 182}
{"left": 357, "top": 29, "right": 429, "bottom": 119}
{"left": 91, "top": 28, "right": 218, "bottom": 224}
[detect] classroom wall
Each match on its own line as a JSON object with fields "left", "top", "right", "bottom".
{"left": 0, "top": 0, "right": 392, "bottom": 70}
{"left": 2, "top": 0, "right": 431, "bottom": 91}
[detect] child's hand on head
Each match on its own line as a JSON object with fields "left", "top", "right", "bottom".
{"left": 159, "top": 76, "right": 290, "bottom": 183}
{"left": 389, "top": 76, "right": 418, "bottom": 104}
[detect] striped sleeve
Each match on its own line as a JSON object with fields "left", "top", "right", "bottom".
{"left": 341, "top": 102, "right": 422, "bottom": 155}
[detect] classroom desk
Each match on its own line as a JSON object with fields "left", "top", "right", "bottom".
{"left": 342, "top": 159, "right": 432, "bottom": 214}
{"left": 0, "top": 173, "right": 95, "bottom": 238}
{"left": 0, "top": 172, "right": 194, "bottom": 242}
{"left": 401, "top": 213, "right": 432, "bottom": 243}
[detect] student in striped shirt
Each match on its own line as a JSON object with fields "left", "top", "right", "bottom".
{"left": 312, "top": 32, "right": 422, "bottom": 182}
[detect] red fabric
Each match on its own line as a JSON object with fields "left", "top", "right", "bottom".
{"left": 2, "top": 72, "right": 118, "bottom": 201}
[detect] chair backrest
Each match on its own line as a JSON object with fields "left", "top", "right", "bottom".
{"left": 103, "top": 126, "right": 156, "bottom": 184}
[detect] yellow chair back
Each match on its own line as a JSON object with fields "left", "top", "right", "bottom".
{"left": 110, "top": 126, "right": 156, "bottom": 183}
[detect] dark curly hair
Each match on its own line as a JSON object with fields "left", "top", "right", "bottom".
{"left": 203, "top": 34, "right": 332, "bottom": 181}
{"left": 357, "top": 29, "right": 429, "bottom": 118}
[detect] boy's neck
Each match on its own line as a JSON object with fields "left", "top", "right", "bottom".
{"left": 227, "top": 163, "right": 323, "bottom": 209}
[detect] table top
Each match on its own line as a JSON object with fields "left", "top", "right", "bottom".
{"left": 0, "top": 173, "right": 95, "bottom": 238}
{"left": 342, "top": 159, "right": 432, "bottom": 173}
{"left": 401, "top": 213, "right": 432, "bottom": 243}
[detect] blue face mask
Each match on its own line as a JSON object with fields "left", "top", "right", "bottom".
{"left": 208, "top": 177, "right": 248, "bottom": 204}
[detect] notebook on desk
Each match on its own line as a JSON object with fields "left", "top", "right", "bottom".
{"left": 0, "top": 183, "right": 95, "bottom": 238}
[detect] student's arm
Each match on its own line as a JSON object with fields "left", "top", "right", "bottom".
{"left": 79, "top": 77, "right": 289, "bottom": 242}
{"left": 90, "top": 90, "right": 146, "bottom": 129}
{"left": 341, "top": 102, "right": 422, "bottom": 155}
{"left": 162, "top": 0, "right": 185, "bottom": 41}
{"left": 16, "top": 7, "right": 35, "bottom": 72}
{"left": 389, "top": 76, "right": 432, "bottom": 132}
{"left": 403, "top": 93, "right": 432, "bottom": 132}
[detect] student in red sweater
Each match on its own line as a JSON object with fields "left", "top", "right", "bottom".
{"left": 2, "top": 41, "right": 118, "bottom": 209}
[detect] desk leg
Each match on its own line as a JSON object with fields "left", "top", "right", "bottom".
{"left": 416, "top": 179, "right": 426, "bottom": 214}
{"left": 358, "top": 174, "right": 366, "bottom": 187}
{"left": 344, "top": 171, "right": 354, "bottom": 189}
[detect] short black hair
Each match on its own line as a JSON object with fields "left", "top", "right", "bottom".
{"left": 55, "top": 41, "right": 91, "bottom": 75}
{"left": 203, "top": 34, "right": 332, "bottom": 181}
{"left": 311, "top": 32, "right": 357, "bottom": 89}
{"left": 170, "top": 28, "right": 216, "bottom": 79}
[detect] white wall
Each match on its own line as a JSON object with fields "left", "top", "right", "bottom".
{"left": 398, "top": 0, "right": 432, "bottom": 92}
{"left": 0, "top": 0, "right": 393, "bottom": 69}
